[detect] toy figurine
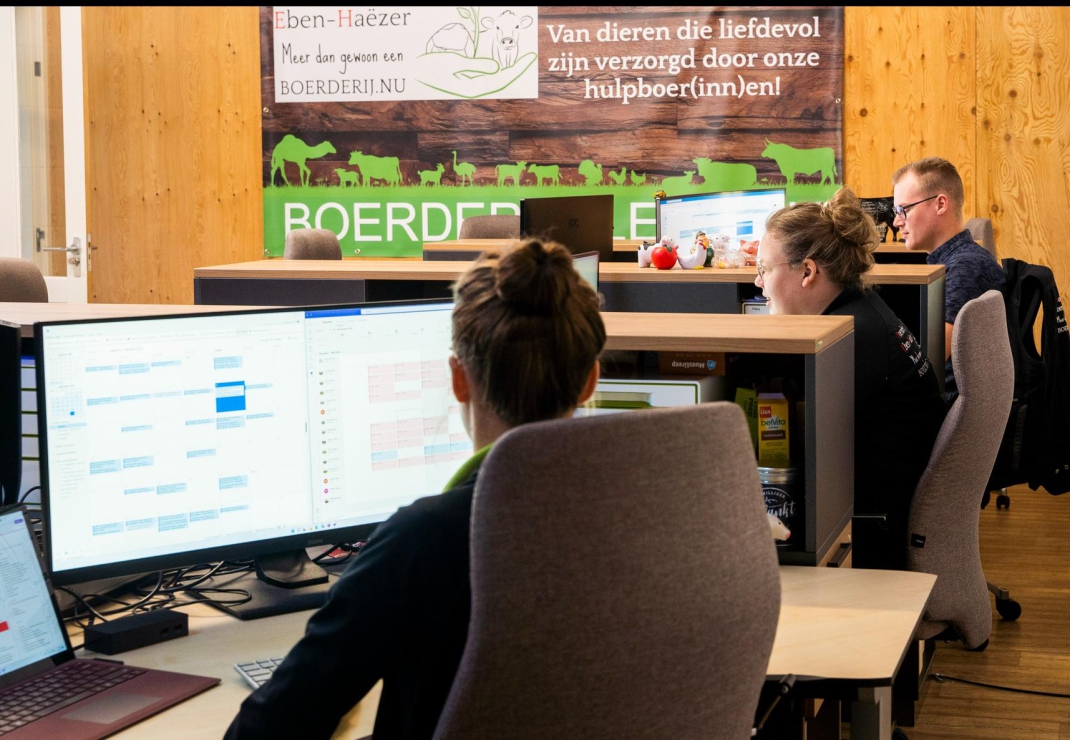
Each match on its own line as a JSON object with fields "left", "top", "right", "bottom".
{"left": 638, "top": 241, "right": 656, "bottom": 267}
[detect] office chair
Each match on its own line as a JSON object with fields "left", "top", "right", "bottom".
{"left": 0, "top": 258, "right": 49, "bottom": 302}
{"left": 283, "top": 228, "right": 342, "bottom": 260}
{"left": 457, "top": 214, "right": 520, "bottom": 240}
{"left": 907, "top": 290, "right": 1014, "bottom": 650}
{"left": 965, "top": 217, "right": 996, "bottom": 260}
{"left": 433, "top": 404, "right": 781, "bottom": 740}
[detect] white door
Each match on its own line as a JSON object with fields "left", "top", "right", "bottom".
{"left": 0, "top": 6, "right": 88, "bottom": 303}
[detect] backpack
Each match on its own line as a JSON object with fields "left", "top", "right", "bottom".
{"left": 988, "top": 259, "right": 1070, "bottom": 494}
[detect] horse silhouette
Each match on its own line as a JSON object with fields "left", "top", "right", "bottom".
{"left": 271, "top": 135, "right": 336, "bottom": 187}
{"left": 452, "top": 151, "right": 476, "bottom": 186}
{"left": 761, "top": 140, "right": 837, "bottom": 185}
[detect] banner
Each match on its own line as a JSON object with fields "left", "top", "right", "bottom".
{"left": 261, "top": 6, "right": 844, "bottom": 257}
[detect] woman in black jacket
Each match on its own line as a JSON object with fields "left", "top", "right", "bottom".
{"left": 226, "top": 238, "right": 605, "bottom": 740}
{"left": 754, "top": 187, "right": 947, "bottom": 570}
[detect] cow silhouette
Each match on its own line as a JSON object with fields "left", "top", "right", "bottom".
{"left": 578, "top": 159, "right": 603, "bottom": 186}
{"left": 495, "top": 161, "right": 528, "bottom": 187}
{"left": 348, "top": 151, "right": 403, "bottom": 186}
{"left": 660, "top": 171, "right": 697, "bottom": 193}
{"left": 271, "top": 135, "right": 336, "bottom": 187}
{"left": 761, "top": 141, "right": 837, "bottom": 185}
{"left": 528, "top": 163, "right": 560, "bottom": 186}
{"left": 335, "top": 168, "right": 361, "bottom": 187}
{"left": 418, "top": 163, "right": 445, "bottom": 186}
{"left": 692, "top": 157, "right": 757, "bottom": 191}
{"left": 481, "top": 10, "right": 533, "bottom": 68}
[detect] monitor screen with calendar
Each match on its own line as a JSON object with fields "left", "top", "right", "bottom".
{"left": 35, "top": 301, "right": 469, "bottom": 611}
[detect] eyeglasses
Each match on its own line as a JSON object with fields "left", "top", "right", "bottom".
{"left": 892, "top": 194, "right": 938, "bottom": 220}
{"left": 755, "top": 259, "right": 795, "bottom": 279}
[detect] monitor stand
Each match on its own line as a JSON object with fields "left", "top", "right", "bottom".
{"left": 193, "top": 550, "right": 335, "bottom": 620}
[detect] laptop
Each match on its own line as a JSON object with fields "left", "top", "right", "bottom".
{"left": 0, "top": 506, "right": 219, "bottom": 739}
{"left": 520, "top": 194, "right": 614, "bottom": 263}
{"left": 572, "top": 251, "right": 599, "bottom": 293}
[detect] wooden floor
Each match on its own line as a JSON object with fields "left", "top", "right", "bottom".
{"left": 909, "top": 484, "right": 1070, "bottom": 739}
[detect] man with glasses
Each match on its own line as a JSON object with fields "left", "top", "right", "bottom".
{"left": 892, "top": 157, "right": 1005, "bottom": 401}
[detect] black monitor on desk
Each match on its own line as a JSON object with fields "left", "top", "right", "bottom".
{"left": 0, "top": 321, "right": 22, "bottom": 507}
{"left": 520, "top": 194, "right": 614, "bottom": 263}
{"left": 34, "top": 300, "right": 468, "bottom": 619}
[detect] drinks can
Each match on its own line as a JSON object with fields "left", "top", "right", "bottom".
{"left": 759, "top": 466, "right": 802, "bottom": 549}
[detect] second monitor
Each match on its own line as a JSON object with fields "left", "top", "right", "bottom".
{"left": 519, "top": 194, "right": 614, "bottom": 263}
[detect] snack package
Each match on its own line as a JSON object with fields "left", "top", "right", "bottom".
{"left": 757, "top": 392, "right": 791, "bottom": 466}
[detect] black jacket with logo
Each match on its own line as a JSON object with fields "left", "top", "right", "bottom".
{"left": 823, "top": 289, "right": 946, "bottom": 569}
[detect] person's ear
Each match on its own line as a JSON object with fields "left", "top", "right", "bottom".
{"left": 800, "top": 258, "right": 818, "bottom": 287}
{"left": 578, "top": 360, "right": 600, "bottom": 405}
{"left": 449, "top": 355, "right": 471, "bottom": 403}
{"left": 935, "top": 194, "right": 950, "bottom": 216}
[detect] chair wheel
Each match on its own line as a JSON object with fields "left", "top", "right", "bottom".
{"left": 981, "top": 489, "right": 991, "bottom": 509}
{"left": 996, "top": 494, "right": 1010, "bottom": 510}
{"left": 893, "top": 729, "right": 909, "bottom": 740}
{"left": 967, "top": 638, "right": 990, "bottom": 652}
{"left": 997, "top": 598, "right": 1022, "bottom": 621}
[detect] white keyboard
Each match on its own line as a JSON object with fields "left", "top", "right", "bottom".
{"left": 234, "top": 657, "right": 286, "bottom": 690}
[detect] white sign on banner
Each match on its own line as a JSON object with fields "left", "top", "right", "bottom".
{"left": 272, "top": 6, "right": 540, "bottom": 102}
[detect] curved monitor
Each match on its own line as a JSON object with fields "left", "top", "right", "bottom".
{"left": 35, "top": 300, "right": 468, "bottom": 617}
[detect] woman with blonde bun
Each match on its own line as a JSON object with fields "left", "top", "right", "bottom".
{"left": 755, "top": 187, "right": 946, "bottom": 570}
{"left": 228, "top": 239, "right": 605, "bottom": 740}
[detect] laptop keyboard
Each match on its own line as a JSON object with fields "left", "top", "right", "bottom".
{"left": 234, "top": 657, "right": 286, "bottom": 690}
{"left": 0, "top": 659, "right": 145, "bottom": 735}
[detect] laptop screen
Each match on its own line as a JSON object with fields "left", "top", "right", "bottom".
{"left": 572, "top": 251, "right": 599, "bottom": 293}
{"left": 656, "top": 188, "right": 786, "bottom": 247}
{"left": 0, "top": 508, "right": 68, "bottom": 678}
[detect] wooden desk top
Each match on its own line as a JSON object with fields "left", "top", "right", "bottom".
{"left": 768, "top": 566, "right": 934, "bottom": 683}
{"left": 194, "top": 259, "right": 945, "bottom": 286}
{"left": 2, "top": 303, "right": 851, "bottom": 355}
{"left": 0, "top": 303, "right": 268, "bottom": 338}
{"left": 601, "top": 312, "right": 853, "bottom": 354}
{"left": 429, "top": 239, "right": 920, "bottom": 256}
{"left": 72, "top": 604, "right": 375, "bottom": 740}
{"left": 422, "top": 238, "right": 646, "bottom": 253}
{"left": 85, "top": 565, "right": 932, "bottom": 738}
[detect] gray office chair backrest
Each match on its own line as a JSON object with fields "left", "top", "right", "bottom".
{"left": 907, "top": 290, "right": 1012, "bottom": 648}
{"left": 434, "top": 404, "right": 781, "bottom": 740}
{"left": 458, "top": 214, "right": 520, "bottom": 240}
{"left": 965, "top": 217, "right": 996, "bottom": 259}
{"left": 0, "top": 258, "right": 49, "bottom": 302}
{"left": 283, "top": 228, "right": 342, "bottom": 260}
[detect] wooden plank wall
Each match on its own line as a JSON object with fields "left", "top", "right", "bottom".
{"left": 81, "top": 7, "right": 1069, "bottom": 304}
{"left": 845, "top": 6, "right": 1070, "bottom": 302}
{"left": 82, "top": 7, "right": 263, "bottom": 304}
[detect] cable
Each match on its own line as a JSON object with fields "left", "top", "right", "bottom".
{"left": 18, "top": 485, "right": 40, "bottom": 504}
{"left": 933, "top": 673, "right": 1070, "bottom": 699}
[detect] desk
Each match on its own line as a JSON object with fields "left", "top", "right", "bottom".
{"left": 424, "top": 238, "right": 925, "bottom": 265}
{"left": 0, "top": 302, "right": 266, "bottom": 340}
{"left": 191, "top": 260, "right": 943, "bottom": 381}
{"left": 79, "top": 566, "right": 932, "bottom": 740}
{"left": 422, "top": 238, "right": 646, "bottom": 262}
